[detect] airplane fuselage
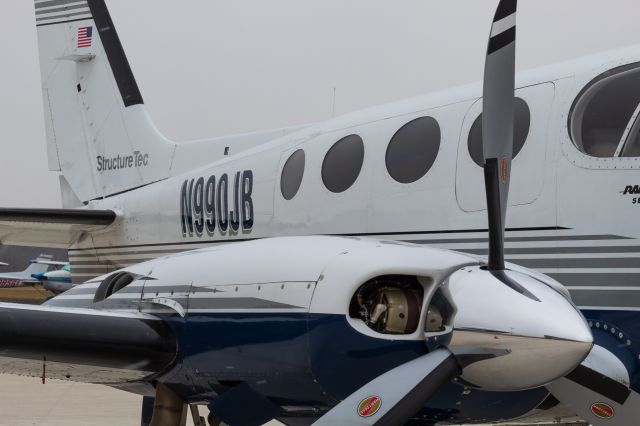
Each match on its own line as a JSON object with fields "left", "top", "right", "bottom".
{"left": 46, "top": 46, "right": 640, "bottom": 423}
{"left": 73, "top": 46, "right": 640, "bottom": 282}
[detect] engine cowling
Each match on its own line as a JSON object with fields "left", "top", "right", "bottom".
{"left": 45, "top": 235, "right": 591, "bottom": 395}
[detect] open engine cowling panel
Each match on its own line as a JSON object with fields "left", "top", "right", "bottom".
{"left": 349, "top": 275, "right": 423, "bottom": 335}
{"left": 348, "top": 275, "right": 455, "bottom": 339}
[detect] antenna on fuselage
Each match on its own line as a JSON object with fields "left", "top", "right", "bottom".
{"left": 331, "top": 86, "right": 337, "bottom": 118}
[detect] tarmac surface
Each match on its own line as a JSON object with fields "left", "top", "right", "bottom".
{"left": 0, "top": 374, "right": 146, "bottom": 426}
{"left": 0, "top": 374, "right": 589, "bottom": 426}
{"left": 0, "top": 375, "right": 283, "bottom": 426}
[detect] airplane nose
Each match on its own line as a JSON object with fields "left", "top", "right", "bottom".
{"left": 447, "top": 267, "right": 593, "bottom": 391}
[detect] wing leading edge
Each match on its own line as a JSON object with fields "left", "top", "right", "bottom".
{"left": 0, "top": 302, "right": 176, "bottom": 384}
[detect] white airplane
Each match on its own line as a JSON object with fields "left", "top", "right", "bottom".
{"left": 30, "top": 261, "right": 72, "bottom": 294}
{"left": 0, "top": 255, "right": 53, "bottom": 288}
{"left": 0, "top": 0, "right": 637, "bottom": 425}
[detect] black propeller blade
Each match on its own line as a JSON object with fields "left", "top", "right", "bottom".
{"left": 482, "top": 0, "right": 517, "bottom": 271}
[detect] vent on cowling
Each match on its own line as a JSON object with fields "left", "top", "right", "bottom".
{"left": 93, "top": 271, "right": 136, "bottom": 303}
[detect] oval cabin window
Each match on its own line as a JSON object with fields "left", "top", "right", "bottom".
{"left": 467, "top": 97, "right": 531, "bottom": 167}
{"left": 322, "top": 135, "right": 365, "bottom": 193}
{"left": 386, "top": 117, "right": 441, "bottom": 184}
{"left": 570, "top": 63, "right": 640, "bottom": 158}
{"left": 280, "top": 149, "right": 305, "bottom": 200}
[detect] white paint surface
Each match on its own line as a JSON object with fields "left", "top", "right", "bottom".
{"left": 0, "top": 1, "right": 639, "bottom": 207}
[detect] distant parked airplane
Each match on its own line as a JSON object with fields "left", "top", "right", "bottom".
{"left": 0, "top": 256, "right": 52, "bottom": 288}
{"left": 32, "top": 262, "right": 72, "bottom": 294}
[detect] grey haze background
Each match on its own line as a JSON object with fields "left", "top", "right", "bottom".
{"left": 1, "top": 0, "right": 639, "bottom": 207}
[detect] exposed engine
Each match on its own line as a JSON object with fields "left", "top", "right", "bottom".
{"left": 349, "top": 275, "right": 424, "bottom": 334}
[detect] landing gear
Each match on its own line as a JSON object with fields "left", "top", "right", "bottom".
{"left": 149, "top": 383, "right": 187, "bottom": 426}
{"left": 206, "top": 412, "right": 221, "bottom": 426}
{"left": 189, "top": 404, "right": 207, "bottom": 426}
{"left": 141, "top": 396, "right": 154, "bottom": 426}
{"left": 142, "top": 385, "right": 221, "bottom": 426}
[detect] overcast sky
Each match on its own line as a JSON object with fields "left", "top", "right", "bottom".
{"left": 1, "top": 0, "right": 639, "bottom": 207}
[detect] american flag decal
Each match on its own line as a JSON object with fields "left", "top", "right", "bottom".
{"left": 77, "top": 26, "right": 93, "bottom": 48}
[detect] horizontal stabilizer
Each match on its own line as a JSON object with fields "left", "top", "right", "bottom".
{"left": 0, "top": 208, "right": 116, "bottom": 248}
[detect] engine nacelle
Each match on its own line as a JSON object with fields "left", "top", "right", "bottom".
{"left": 48, "top": 236, "right": 591, "bottom": 398}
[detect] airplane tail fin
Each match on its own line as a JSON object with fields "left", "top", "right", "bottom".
{"left": 35, "top": 0, "right": 176, "bottom": 202}
{"left": 22, "top": 255, "right": 53, "bottom": 277}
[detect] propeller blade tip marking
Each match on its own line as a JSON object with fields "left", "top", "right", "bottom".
{"left": 488, "top": 0, "right": 517, "bottom": 54}
{"left": 494, "top": 0, "right": 518, "bottom": 22}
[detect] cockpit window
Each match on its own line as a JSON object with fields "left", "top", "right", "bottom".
{"left": 619, "top": 119, "right": 640, "bottom": 157}
{"left": 570, "top": 63, "right": 640, "bottom": 158}
{"left": 621, "top": 134, "right": 640, "bottom": 157}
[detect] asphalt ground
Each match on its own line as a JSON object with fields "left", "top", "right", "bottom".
{"left": 0, "top": 374, "right": 589, "bottom": 425}
{"left": 0, "top": 374, "right": 285, "bottom": 426}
